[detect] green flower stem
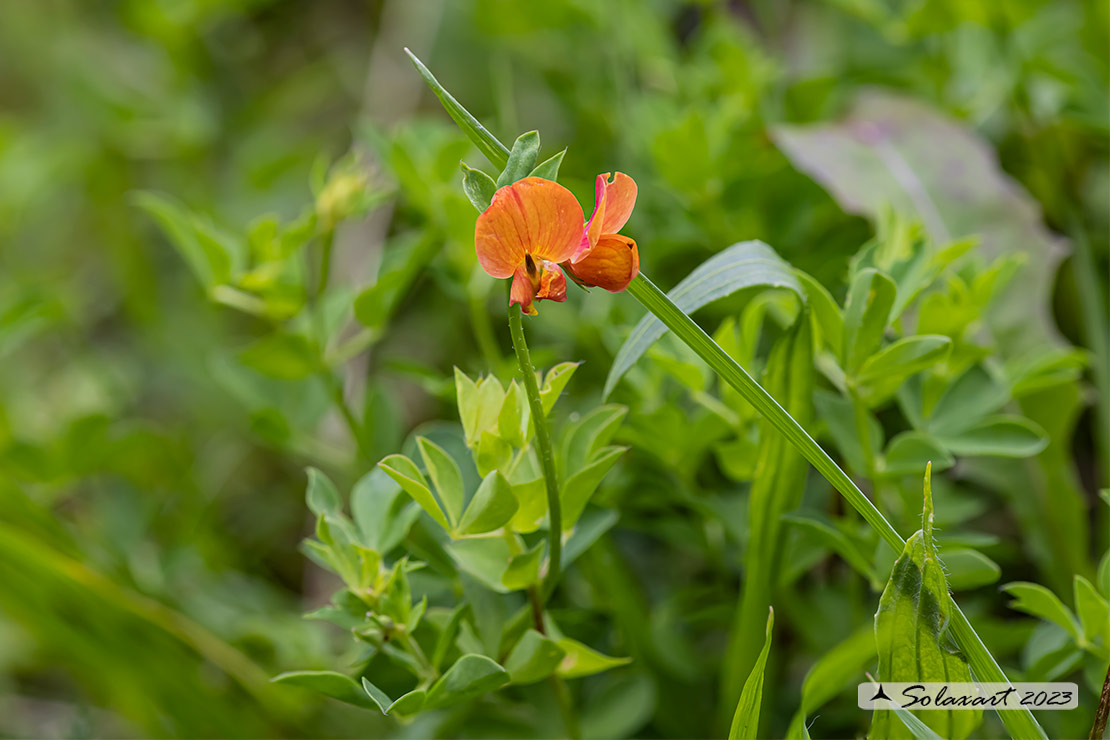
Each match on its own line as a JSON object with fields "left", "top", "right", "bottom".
{"left": 626, "top": 272, "right": 1046, "bottom": 740}
{"left": 506, "top": 304, "right": 578, "bottom": 739}
{"left": 507, "top": 303, "right": 563, "bottom": 600}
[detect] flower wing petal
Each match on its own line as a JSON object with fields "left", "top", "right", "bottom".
{"left": 598, "top": 172, "right": 637, "bottom": 235}
{"left": 567, "top": 234, "right": 639, "bottom": 293}
{"left": 584, "top": 172, "right": 610, "bottom": 251}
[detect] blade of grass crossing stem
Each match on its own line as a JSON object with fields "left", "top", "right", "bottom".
{"left": 624, "top": 274, "right": 1046, "bottom": 740}
{"left": 728, "top": 608, "right": 774, "bottom": 740}
{"left": 721, "top": 314, "right": 811, "bottom": 726}
{"left": 406, "top": 55, "right": 1046, "bottom": 740}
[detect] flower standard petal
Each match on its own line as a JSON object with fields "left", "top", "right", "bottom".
{"left": 566, "top": 234, "right": 639, "bottom": 292}
{"left": 475, "top": 177, "right": 584, "bottom": 280}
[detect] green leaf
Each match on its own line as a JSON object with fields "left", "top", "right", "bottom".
{"left": 942, "top": 548, "right": 1001, "bottom": 590}
{"left": 305, "top": 467, "right": 342, "bottom": 517}
{"left": 795, "top": 269, "right": 844, "bottom": 353}
{"left": 605, "top": 241, "right": 803, "bottom": 399}
{"left": 446, "top": 537, "right": 511, "bottom": 593}
{"left": 457, "top": 471, "right": 518, "bottom": 535}
{"left": 134, "top": 191, "right": 232, "bottom": 288}
{"left": 925, "top": 365, "right": 1009, "bottom": 435}
{"left": 562, "top": 405, "right": 627, "bottom": 474}
{"left": 529, "top": 148, "right": 566, "bottom": 180}
{"left": 871, "top": 468, "right": 980, "bottom": 740}
{"left": 455, "top": 367, "right": 482, "bottom": 445}
{"left": 382, "top": 687, "right": 426, "bottom": 715}
{"left": 504, "top": 629, "right": 566, "bottom": 684}
{"left": 460, "top": 162, "right": 496, "bottom": 212}
{"left": 416, "top": 437, "right": 464, "bottom": 528}
{"left": 378, "top": 454, "right": 450, "bottom": 532}
{"left": 423, "top": 654, "right": 509, "bottom": 710}
{"left": 272, "top": 670, "right": 379, "bottom": 710}
{"left": 727, "top": 608, "right": 773, "bottom": 740}
{"left": 881, "top": 432, "right": 954, "bottom": 477}
{"left": 351, "top": 467, "right": 419, "bottom": 553}
{"left": 497, "top": 381, "right": 527, "bottom": 448}
{"left": 561, "top": 446, "right": 625, "bottom": 530}
{"left": 1003, "top": 582, "right": 1081, "bottom": 641}
{"left": 475, "top": 376, "right": 507, "bottom": 443}
{"left": 404, "top": 49, "right": 510, "bottom": 169}
{"left": 841, "top": 268, "right": 896, "bottom": 374}
{"left": 540, "top": 362, "right": 580, "bottom": 415}
{"left": 1075, "top": 575, "right": 1110, "bottom": 648}
{"left": 431, "top": 604, "right": 467, "bottom": 671}
{"left": 239, "top": 332, "right": 318, "bottom": 379}
{"left": 556, "top": 637, "right": 631, "bottom": 679}
{"left": 359, "top": 677, "right": 392, "bottom": 714}
{"left": 501, "top": 540, "right": 544, "bottom": 591}
{"left": 855, "top": 335, "right": 951, "bottom": 401}
{"left": 508, "top": 477, "right": 547, "bottom": 534}
{"left": 476, "top": 430, "right": 513, "bottom": 477}
{"left": 496, "top": 131, "right": 541, "bottom": 188}
{"left": 934, "top": 415, "right": 1048, "bottom": 458}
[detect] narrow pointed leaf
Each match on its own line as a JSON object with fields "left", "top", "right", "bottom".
{"left": 404, "top": 49, "right": 510, "bottom": 169}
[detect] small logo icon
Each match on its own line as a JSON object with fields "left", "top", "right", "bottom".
{"left": 870, "top": 684, "right": 892, "bottom": 702}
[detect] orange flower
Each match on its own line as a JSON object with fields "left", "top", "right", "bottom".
{"left": 474, "top": 177, "right": 584, "bottom": 315}
{"left": 566, "top": 172, "right": 639, "bottom": 292}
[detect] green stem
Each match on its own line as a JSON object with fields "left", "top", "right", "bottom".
{"left": 626, "top": 272, "right": 1046, "bottom": 740}
{"left": 507, "top": 304, "right": 563, "bottom": 601}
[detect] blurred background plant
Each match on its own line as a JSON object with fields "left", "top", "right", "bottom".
{"left": 0, "top": 0, "right": 1105, "bottom": 738}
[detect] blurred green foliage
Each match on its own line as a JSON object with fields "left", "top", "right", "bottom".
{"left": 0, "top": 0, "right": 1105, "bottom": 738}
